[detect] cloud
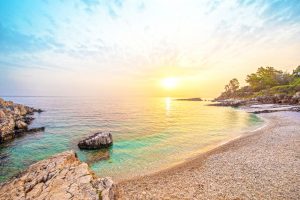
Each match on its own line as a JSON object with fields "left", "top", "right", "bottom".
{"left": 0, "top": 0, "right": 299, "bottom": 96}
{"left": 81, "top": 0, "right": 100, "bottom": 6}
{"left": 81, "top": 0, "right": 123, "bottom": 17}
{"left": 0, "top": 23, "right": 61, "bottom": 54}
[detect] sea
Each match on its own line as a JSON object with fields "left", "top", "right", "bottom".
{"left": 0, "top": 96, "right": 263, "bottom": 182}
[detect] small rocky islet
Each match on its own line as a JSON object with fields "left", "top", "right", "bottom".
{"left": 0, "top": 97, "right": 44, "bottom": 143}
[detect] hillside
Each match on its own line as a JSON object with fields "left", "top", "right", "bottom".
{"left": 216, "top": 66, "right": 300, "bottom": 104}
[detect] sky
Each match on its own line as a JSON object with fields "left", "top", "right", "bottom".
{"left": 0, "top": 0, "right": 300, "bottom": 97}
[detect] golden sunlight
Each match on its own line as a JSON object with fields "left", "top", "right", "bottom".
{"left": 161, "top": 77, "right": 179, "bottom": 90}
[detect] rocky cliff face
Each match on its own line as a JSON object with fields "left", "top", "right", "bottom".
{"left": 0, "top": 97, "right": 43, "bottom": 143}
{"left": 0, "top": 151, "right": 115, "bottom": 200}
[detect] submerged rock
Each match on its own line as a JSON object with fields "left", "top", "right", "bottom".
{"left": 78, "top": 132, "right": 113, "bottom": 150}
{"left": 0, "top": 152, "right": 9, "bottom": 163}
{"left": 85, "top": 150, "right": 110, "bottom": 164}
{"left": 33, "top": 108, "right": 43, "bottom": 113}
{"left": 26, "top": 127, "right": 45, "bottom": 133}
{"left": 14, "top": 127, "right": 46, "bottom": 137}
{"left": 0, "top": 151, "right": 115, "bottom": 200}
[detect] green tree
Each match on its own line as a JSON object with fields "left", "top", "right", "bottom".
{"left": 224, "top": 78, "right": 239, "bottom": 94}
{"left": 246, "top": 67, "right": 288, "bottom": 91}
{"left": 293, "top": 65, "right": 300, "bottom": 76}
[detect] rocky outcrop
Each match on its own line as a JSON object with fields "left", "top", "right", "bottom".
{"left": 0, "top": 151, "right": 115, "bottom": 200}
{"left": 243, "top": 104, "right": 300, "bottom": 114}
{"left": 210, "top": 98, "right": 300, "bottom": 113}
{"left": 0, "top": 97, "right": 44, "bottom": 143}
{"left": 78, "top": 132, "right": 113, "bottom": 150}
{"left": 254, "top": 94, "right": 300, "bottom": 104}
{"left": 209, "top": 99, "right": 250, "bottom": 107}
{"left": 212, "top": 93, "right": 300, "bottom": 107}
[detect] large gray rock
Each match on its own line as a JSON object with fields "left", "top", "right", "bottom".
{"left": 78, "top": 132, "right": 113, "bottom": 150}
{"left": 0, "top": 151, "right": 115, "bottom": 200}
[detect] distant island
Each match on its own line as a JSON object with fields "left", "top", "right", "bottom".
{"left": 216, "top": 66, "right": 300, "bottom": 105}
{"left": 175, "top": 97, "right": 203, "bottom": 101}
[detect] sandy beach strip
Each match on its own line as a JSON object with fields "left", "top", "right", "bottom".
{"left": 116, "top": 112, "right": 300, "bottom": 199}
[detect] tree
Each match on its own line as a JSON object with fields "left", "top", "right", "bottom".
{"left": 293, "top": 65, "right": 300, "bottom": 73}
{"left": 229, "top": 78, "right": 239, "bottom": 93}
{"left": 246, "top": 67, "right": 288, "bottom": 91}
{"left": 293, "top": 66, "right": 300, "bottom": 77}
{"left": 224, "top": 78, "right": 239, "bottom": 95}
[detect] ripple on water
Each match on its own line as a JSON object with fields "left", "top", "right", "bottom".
{"left": 0, "top": 97, "right": 263, "bottom": 182}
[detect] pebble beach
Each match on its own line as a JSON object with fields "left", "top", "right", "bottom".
{"left": 116, "top": 111, "right": 300, "bottom": 199}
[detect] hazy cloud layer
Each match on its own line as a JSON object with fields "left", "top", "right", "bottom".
{"left": 0, "top": 0, "right": 299, "bottom": 96}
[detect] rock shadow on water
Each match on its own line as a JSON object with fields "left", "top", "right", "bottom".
{"left": 0, "top": 127, "right": 46, "bottom": 147}
{"left": 82, "top": 148, "right": 111, "bottom": 165}
{"left": 0, "top": 152, "right": 9, "bottom": 166}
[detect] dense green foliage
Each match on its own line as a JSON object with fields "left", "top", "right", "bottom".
{"left": 218, "top": 66, "right": 300, "bottom": 100}
{"left": 246, "top": 67, "right": 291, "bottom": 91}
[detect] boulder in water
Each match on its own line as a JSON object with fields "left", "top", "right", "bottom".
{"left": 78, "top": 132, "right": 113, "bottom": 150}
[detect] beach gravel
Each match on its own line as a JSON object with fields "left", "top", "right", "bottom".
{"left": 117, "top": 112, "right": 300, "bottom": 200}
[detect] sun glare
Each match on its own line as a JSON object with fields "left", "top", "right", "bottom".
{"left": 161, "top": 77, "right": 178, "bottom": 89}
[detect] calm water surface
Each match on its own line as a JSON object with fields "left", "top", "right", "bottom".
{"left": 0, "top": 97, "right": 263, "bottom": 182}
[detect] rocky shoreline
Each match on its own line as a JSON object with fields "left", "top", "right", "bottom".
{"left": 0, "top": 98, "right": 116, "bottom": 199}
{"left": 0, "top": 98, "right": 44, "bottom": 143}
{"left": 212, "top": 92, "right": 300, "bottom": 107}
{"left": 210, "top": 94, "right": 300, "bottom": 109}
{"left": 0, "top": 151, "right": 115, "bottom": 200}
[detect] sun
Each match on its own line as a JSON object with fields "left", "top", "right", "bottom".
{"left": 161, "top": 77, "right": 178, "bottom": 89}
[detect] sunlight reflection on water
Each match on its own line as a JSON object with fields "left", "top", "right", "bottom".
{"left": 0, "top": 97, "right": 263, "bottom": 182}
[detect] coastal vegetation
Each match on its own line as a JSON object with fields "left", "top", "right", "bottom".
{"left": 217, "top": 66, "right": 300, "bottom": 104}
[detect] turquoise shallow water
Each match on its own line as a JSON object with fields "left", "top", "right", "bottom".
{"left": 0, "top": 97, "right": 263, "bottom": 182}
